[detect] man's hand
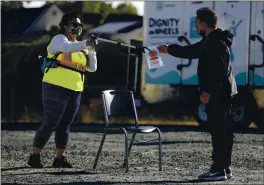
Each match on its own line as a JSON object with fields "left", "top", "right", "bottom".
{"left": 200, "top": 92, "right": 211, "bottom": 104}
{"left": 157, "top": 45, "right": 168, "bottom": 53}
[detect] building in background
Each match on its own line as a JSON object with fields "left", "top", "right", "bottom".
{"left": 2, "top": 4, "right": 63, "bottom": 38}
{"left": 83, "top": 13, "right": 142, "bottom": 44}
{"left": 23, "top": 4, "right": 63, "bottom": 36}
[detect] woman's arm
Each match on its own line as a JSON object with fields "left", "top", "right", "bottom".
{"left": 48, "top": 34, "right": 89, "bottom": 54}
{"left": 83, "top": 49, "right": 97, "bottom": 72}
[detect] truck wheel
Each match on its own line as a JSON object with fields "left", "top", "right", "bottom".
{"left": 231, "top": 98, "right": 251, "bottom": 129}
{"left": 194, "top": 103, "right": 209, "bottom": 126}
{"left": 195, "top": 101, "right": 251, "bottom": 128}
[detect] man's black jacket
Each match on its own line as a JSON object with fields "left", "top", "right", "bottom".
{"left": 168, "top": 28, "right": 238, "bottom": 98}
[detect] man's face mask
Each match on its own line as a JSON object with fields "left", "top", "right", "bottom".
{"left": 69, "top": 23, "right": 83, "bottom": 37}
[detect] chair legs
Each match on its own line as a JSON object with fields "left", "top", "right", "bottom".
{"left": 123, "top": 129, "right": 162, "bottom": 171}
{"left": 123, "top": 132, "right": 137, "bottom": 167}
{"left": 93, "top": 128, "right": 129, "bottom": 172}
{"left": 93, "top": 130, "right": 107, "bottom": 170}
{"left": 155, "top": 127, "right": 163, "bottom": 171}
{"left": 93, "top": 127, "right": 162, "bottom": 172}
{"left": 120, "top": 128, "right": 129, "bottom": 172}
{"left": 128, "top": 132, "right": 137, "bottom": 156}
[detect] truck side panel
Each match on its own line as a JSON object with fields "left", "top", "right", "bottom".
{"left": 181, "top": 1, "right": 213, "bottom": 85}
{"left": 144, "top": 2, "right": 184, "bottom": 84}
{"left": 215, "top": 1, "right": 250, "bottom": 86}
{"left": 249, "top": 1, "right": 264, "bottom": 87}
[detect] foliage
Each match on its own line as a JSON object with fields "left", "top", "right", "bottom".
{"left": 83, "top": 1, "right": 112, "bottom": 21}
{"left": 49, "top": 1, "right": 138, "bottom": 21}
{"left": 2, "top": 35, "right": 51, "bottom": 77}
{"left": 82, "top": 1, "right": 138, "bottom": 22}
{"left": 1, "top": 1, "right": 22, "bottom": 11}
{"left": 2, "top": 35, "right": 51, "bottom": 47}
{"left": 2, "top": 36, "right": 50, "bottom": 120}
{"left": 116, "top": 3, "right": 137, "bottom": 14}
{"left": 2, "top": 1, "right": 138, "bottom": 27}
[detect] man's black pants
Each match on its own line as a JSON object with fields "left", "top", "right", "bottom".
{"left": 207, "top": 95, "right": 234, "bottom": 171}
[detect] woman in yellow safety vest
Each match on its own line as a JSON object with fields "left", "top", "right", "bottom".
{"left": 28, "top": 12, "right": 98, "bottom": 168}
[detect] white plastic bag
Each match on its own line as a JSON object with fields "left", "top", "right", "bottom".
{"left": 144, "top": 46, "right": 164, "bottom": 70}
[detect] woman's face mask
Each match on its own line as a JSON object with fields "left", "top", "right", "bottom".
{"left": 67, "top": 18, "right": 83, "bottom": 37}
{"left": 69, "top": 25, "right": 83, "bottom": 36}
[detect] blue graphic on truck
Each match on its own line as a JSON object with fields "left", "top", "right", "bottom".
{"left": 223, "top": 12, "right": 243, "bottom": 62}
{"left": 223, "top": 12, "right": 242, "bottom": 37}
{"left": 190, "top": 17, "right": 201, "bottom": 39}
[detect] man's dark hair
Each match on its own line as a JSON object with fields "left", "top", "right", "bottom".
{"left": 196, "top": 7, "right": 217, "bottom": 28}
{"left": 59, "top": 12, "right": 80, "bottom": 33}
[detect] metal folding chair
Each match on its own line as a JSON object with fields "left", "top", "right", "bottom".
{"left": 93, "top": 90, "right": 162, "bottom": 172}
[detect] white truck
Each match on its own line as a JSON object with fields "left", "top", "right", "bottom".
{"left": 141, "top": 1, "right": 264, "bottom": 128}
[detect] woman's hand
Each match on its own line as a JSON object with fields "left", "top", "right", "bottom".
{"left": 86, "top": 35, "right": 98, "bottom": 48}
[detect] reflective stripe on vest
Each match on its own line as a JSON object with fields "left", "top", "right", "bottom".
{"left": 58, "top": 53, "right": 86, "bottom": 73}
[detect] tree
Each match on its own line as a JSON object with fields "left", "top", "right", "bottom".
{"left": 82, "top": 1, "right": 102, "bottom": 13}
{"left": 1, "top": 1, "right": 23, "bottom": 11}
{"left": 116, "top": 3, "right": 137, "bottom": 14}
{"left": 98, "top": 2, "right": 115, "bottom": 19}
{"left": 82, "top": 1, "right": 138, "bottom": 22}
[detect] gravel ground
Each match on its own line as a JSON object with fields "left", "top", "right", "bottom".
{"left": 1, "top": 129, "right": 264, "bottom": 185}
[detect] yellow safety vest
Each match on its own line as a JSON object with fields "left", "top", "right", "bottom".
{"left": 42, "top": 44, "right": 88, "bottom": 92}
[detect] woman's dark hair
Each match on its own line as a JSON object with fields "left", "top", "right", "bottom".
{"left": 196, "top": 7, "right": 217, "bottom": 28}
{"left": 59, "top": 12, "right": 80, "bottom": 33}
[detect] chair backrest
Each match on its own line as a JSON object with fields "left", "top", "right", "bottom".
{"left": 101, "top": 90, "right": 138, "bottom": 125}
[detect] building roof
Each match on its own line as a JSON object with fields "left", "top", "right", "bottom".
{"left": 87, "top": 13, "right": 143, "bottom": 36}
{"left": 88, "top": 21, "right": 138, "bottom": 34}
{"left": 1, "top": 5, "right": 51, "bottom": 37}
{"left": 104, "top": 13, "right": 142, "bottom": 23}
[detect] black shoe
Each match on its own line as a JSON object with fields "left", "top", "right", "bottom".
{"left": 198, "top": 169, "right": 227, "bottom": 181}
{"left": 225, "top": 167, "right": 232, "bottom": 179}
{"left": 28, "top": 154, "right": 43, "bottom": 168}
{"left": 52, "top": 156, "right": 73, "bottom": 168}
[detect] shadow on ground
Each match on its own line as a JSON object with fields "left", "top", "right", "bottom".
{"left": 1, "top": 179, "right": 205, "bottom": 185}
{"left": 2, "top": 123, "right": 263, "bottom": 134}
{"left": 1, "top": 167, "right": 205, "bottom": 185}
{"left": 1, "top": 166, "right": 96, "bottom": 176}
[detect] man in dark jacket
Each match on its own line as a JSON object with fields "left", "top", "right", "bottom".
{"left": 157, "top": 7, "right": 238, "bottom": 181}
